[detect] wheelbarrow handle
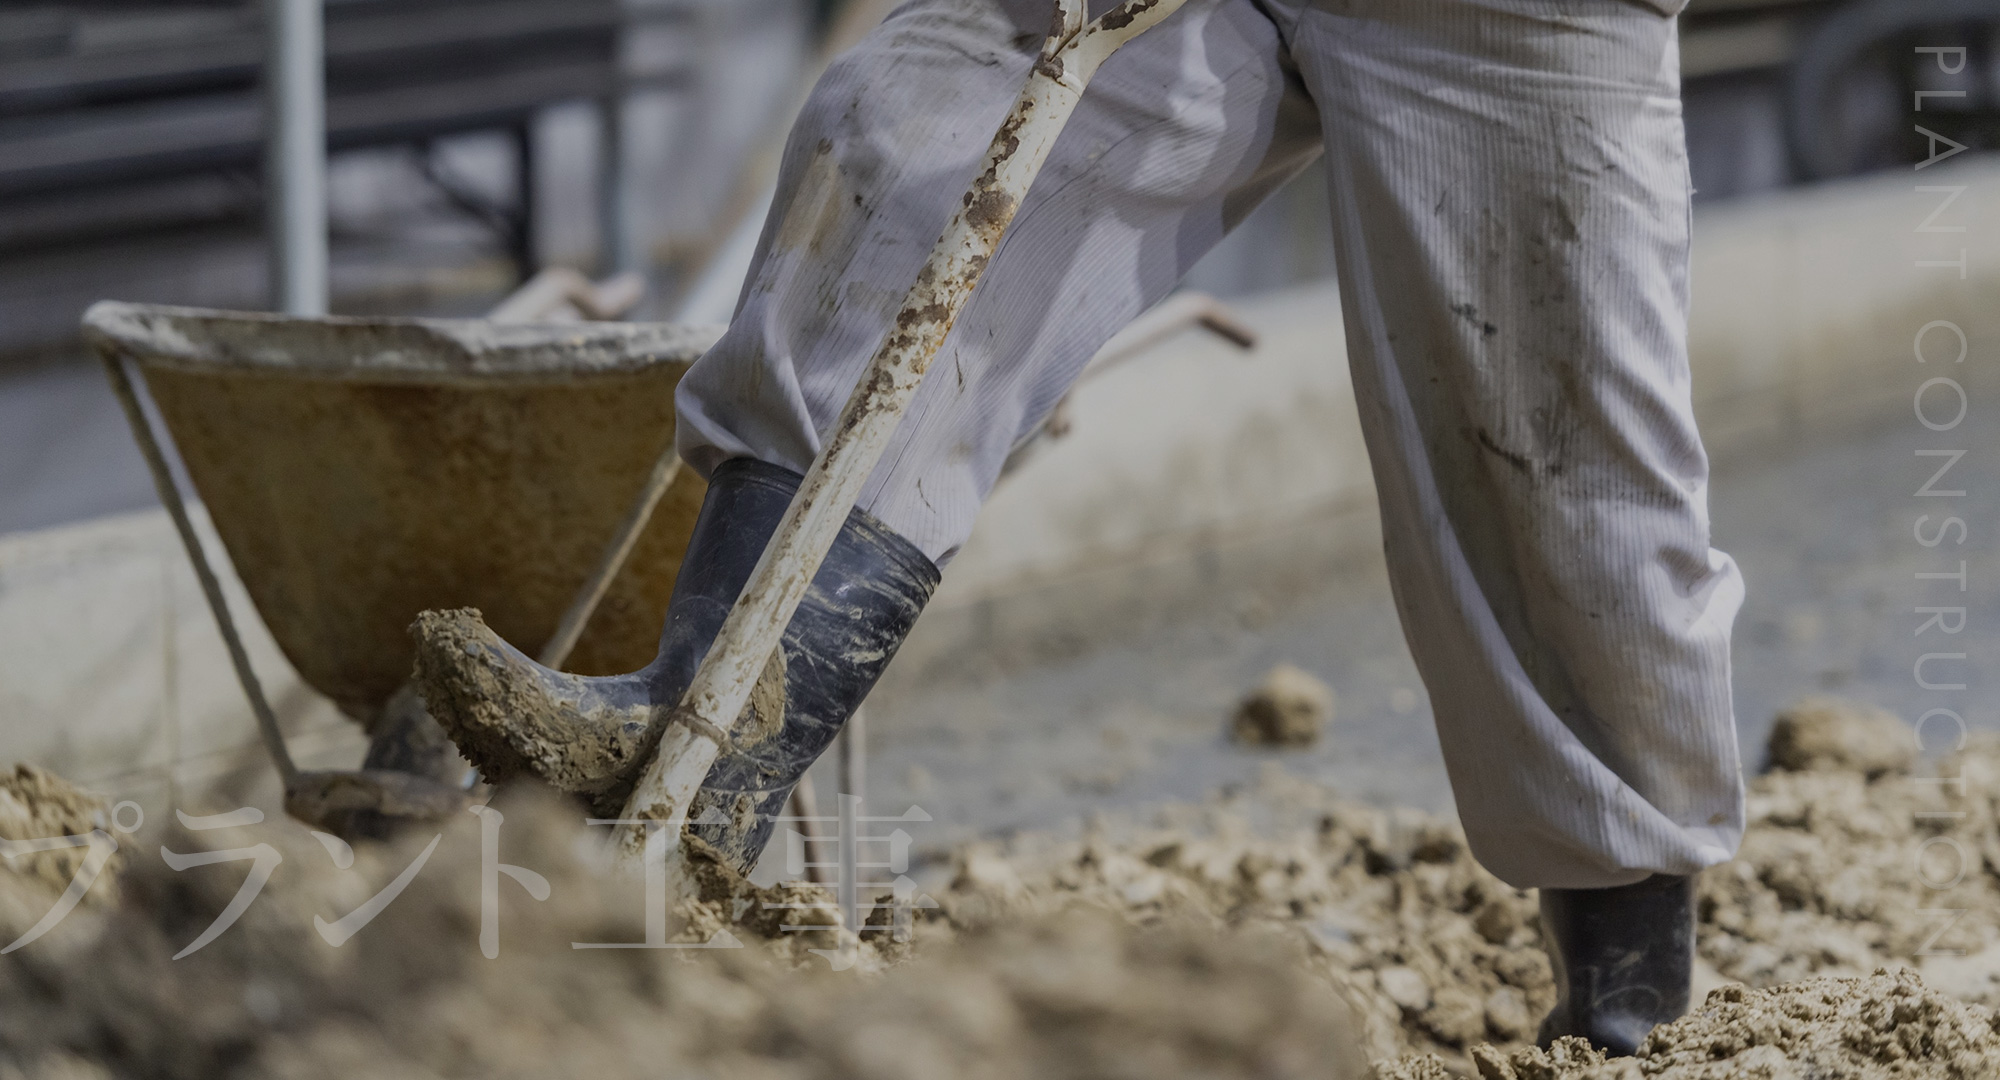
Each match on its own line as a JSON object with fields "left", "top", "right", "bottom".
{"left": 614, "top": 0, "right": 1199, "bottom": 869}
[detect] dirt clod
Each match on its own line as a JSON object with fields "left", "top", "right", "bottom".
{"left": 0, "top": 764, "right": 118, "bottom": 901}
{"left": 1764, "top": 696, "right": 1916, "bottom": 778}
{"left": 1230, "top": 663, "right": 1334, "bottom": 747}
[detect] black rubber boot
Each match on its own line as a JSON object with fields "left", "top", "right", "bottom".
{"left": 411, "top": 458, "right": 939, "bottom": 872}
{"left": 1536, "top": 873, "right": 1695, "bottom": 1056}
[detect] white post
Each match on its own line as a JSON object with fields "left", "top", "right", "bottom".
{"left": 598, "top": 0, "right": 643, "bottom": 276}
{"left": 599, "top": 91, "right": 644, "bottom": 277}
{"left": 265, "top": 0, "right": 328, "bottom": 316}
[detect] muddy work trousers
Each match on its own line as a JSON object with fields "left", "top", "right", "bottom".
{"left": 673, "top": 0, "right": 1744, "bottom": 890}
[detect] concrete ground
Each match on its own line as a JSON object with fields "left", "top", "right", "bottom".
{"left": 842, "top": 407, "right": 1999, "bottom": 867}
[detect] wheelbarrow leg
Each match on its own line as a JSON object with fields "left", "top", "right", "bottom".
{"left": 787, "top": 774, "right": 829, "bottom": 885}
{"left": 101, "top": 351, "right": 471, "bottom": 837}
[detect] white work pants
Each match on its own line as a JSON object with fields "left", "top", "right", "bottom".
{"left": 674, "top": 0, "right": 1744, "bottom": 889}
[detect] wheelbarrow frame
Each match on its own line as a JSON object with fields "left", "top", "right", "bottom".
{"left": 83, "top": 301, "right": 718, "bottom": 789}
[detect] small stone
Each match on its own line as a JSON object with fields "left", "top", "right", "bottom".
{"left": 1362, "top": 808, "right": 1460, "bottom": 873}
{"left": 1492, "top": 947, "right": 1554, "bottom": 992}
{"left": 953, "top": 847, "right": 1025, "bottom": 899}
{"left": 1374, "top": 1054, "right": 1458, "bottom": 1080}
{"left": 1469, "top": 1043, "right": 1516, "bottom": 1080}
{"left": 1421, "top": 986, "right": 1489, "bottom": 1046}
{"left": 1377, "top": 965, "right": 1432, "bottom": 1013}
{"left": 1729, "top": 1044, "right": 1802, "bottom": 1079}
{"left": 1473, "top": 899, "right": 1521, "bottom": 945}
{"left": 1483, "top": 985, "right": 1532, "bottom": 1041}
{"left": 1229, "top": 664, "right": 1333, "bottom": 748}
{"left": 1120, "top": 872, "right": 1167, "bottom": 906}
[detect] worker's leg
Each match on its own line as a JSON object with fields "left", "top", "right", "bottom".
{"left": 674, "top": 0, "right": 1321, "bottom": 563}
{"left": 1287, "top": 3, "right": 1740, "bottom": 887}
{"left": 1286, "top": 0, "right": 1730, "bottom": 1053}
{"left": 417, "top": 0, "right": 1321, "bottom": 871}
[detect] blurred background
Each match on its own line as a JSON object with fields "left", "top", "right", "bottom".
{"left": 2, "top": 0, "right": 1996, "bottom": 843}
{"left": 4, "top": 0, "right": 1998, "bottom": 534}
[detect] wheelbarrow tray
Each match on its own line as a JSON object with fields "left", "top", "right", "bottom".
{"left": 82, "top": 301, "right": 721, "bottom": 720}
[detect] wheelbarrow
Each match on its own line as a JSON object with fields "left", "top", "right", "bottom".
{"left": 81, "top": 302, "right": 718, "bottom": 835}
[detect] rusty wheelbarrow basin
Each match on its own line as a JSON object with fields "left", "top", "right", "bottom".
{"left": 82, "top": 301, "right": 721, "bottom": 722}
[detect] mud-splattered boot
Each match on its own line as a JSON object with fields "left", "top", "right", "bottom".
{"left": 411, "top": 458, "right": 938, "bottom": 872}
{"left": 1536, "top": 873, "right": 1695, "bottom": 1056}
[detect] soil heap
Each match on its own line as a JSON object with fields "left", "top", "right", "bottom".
{"left": 0, "top": 776, "right": 1366, "bottom": 1080}
{"left": 935, "top": 696, "right": 2000, "bottom": 1073}
{"left": 1, "top": 696, "right": 1996, "bottom": 1079}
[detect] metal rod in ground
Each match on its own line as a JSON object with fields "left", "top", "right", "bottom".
{"left": 838, "top": 791, "right": 859, "bottom": 934}
{"left": 788, "top": 773, "right": 828, "bottom": 885}
{"left": 840, "top": 706, "right": 866, "bottom": 821}
{"left": 536, "top": 449, "right": 684, "bottom": 668}
{"left": 101, "top": 353, "right": 300, "bottom": 786}
{"left": 838, "top": 710, "right": 865, "bottom": 922}
{"left": 263, "top": 0, "right": 327, "bottom": 316}
{"left": 612, "top": 0, "right": 1195, "bottom": 872}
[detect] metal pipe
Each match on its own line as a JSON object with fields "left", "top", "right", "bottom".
{"left": 839, "top": 706, "right": 865, "bottom": 822}
{"left": 788, "top": 774, "right": 828, "bottom": 885}
{"left": 838, "top": 708, "right": 864, "bottom": 921}
{"left": 509, "top": 121, "right": 538, "bottom": 282}
{"left": 838, "top": 791, "right": 858, "bottom": 933}
{"left": 264, "top": 0, "right": 328, "bottom": 316}
{"left": 101, "top": 353, "right": 300, "bottom": 787}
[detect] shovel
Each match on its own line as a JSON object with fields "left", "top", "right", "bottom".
{"left": 612, "top": 0, "right": 1197, "bottom": 876}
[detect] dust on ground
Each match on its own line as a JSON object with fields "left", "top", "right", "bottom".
{"left": 2, "top": 697, "right": 1998, "bottom": 1079}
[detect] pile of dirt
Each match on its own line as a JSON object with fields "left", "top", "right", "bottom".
{"left": 3, "top": 695, "right": 1997, "bottom": 1079}
{"left": 936, "top": 695, "right": 2000, "bottom": 1070}
{"left": 1379, "top": 969, "right": 2000, "bottom": 1079}
{"left": 0, "top": 764, "right": 126, "bottom": 949}
{"left": 0, "top": 774, "right": 1366, "bottom": 1080}
{"left": 1701, "top": 698, "right": 2000, "bottom": 1004}
{"left": 0, "top": 764, "right": 123, "bottom": 898}
{"left": 937, "top": 768, "right": 1549, "bottom": 1064}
